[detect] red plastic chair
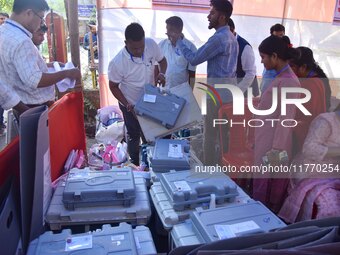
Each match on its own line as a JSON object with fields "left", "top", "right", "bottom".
{"left": 218, "top": 98, "right": 259, "bottom": 192}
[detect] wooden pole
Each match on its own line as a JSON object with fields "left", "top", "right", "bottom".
{"left": 67, "top": 0, "right": 81, "bottom": 69}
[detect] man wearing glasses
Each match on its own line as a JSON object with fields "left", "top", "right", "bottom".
{"left": 108, "top": 23, "right": 167, "bottom": 166}
{"left": 0, "top": 0, "right": 81, "bottom": 118}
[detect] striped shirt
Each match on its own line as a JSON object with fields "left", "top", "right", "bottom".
{"left": 0, "top": 19, "right": 54, "bottom": 106}
{"left": 176, "top": 25, "right": 238, "bottom": 103}
{"left": 176, "top": 25, "right": 238, "bottom": 79}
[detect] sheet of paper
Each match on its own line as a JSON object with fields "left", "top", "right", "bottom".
{"left": 52, "top": 62, "right": 76, "bottom": 92}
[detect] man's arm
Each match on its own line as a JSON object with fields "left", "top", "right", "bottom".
{"left": 155, "top": 57, "right": 167, "bottom": 86}
{"left": 83, "top": 33, "right": 89, "bottom": 50}
{"left": 109, "top": 81, "right": 133, "bottom": 112}
{"left": 37, "top": 68, "right": 81, "bottom": 88}
{"left": 188, "top": 70, "right": 196, "bottom": 90}
{"left": 174, "top": 34, "right": 222, "bottom": 66}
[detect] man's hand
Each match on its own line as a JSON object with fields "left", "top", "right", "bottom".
{"left": 126, "top": 103, "right": 134, "bottom": 113}
{"left": 167, "top": 31, "right": 184, "bottom": 45}
{"left": 156, "top": 73, "right": 166, "bottom": 87}
{"left": 66, "top": 68, "right": 82, "bottom": 84}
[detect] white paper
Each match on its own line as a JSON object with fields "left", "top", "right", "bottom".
{"left": 174, "top": 181, "right": 191, "bottom": 191}
{"left": 52, "top": 61, "right": 76, "bottom": 92}
{"left": 143, "top": 94, "right": 157, "bottom": 103}
{"left": 168, "top": 144, "right": 183, "bottom": 158}
{"left": 228, "top": 220, "right": 261, "bottom": 235}
{"left": 214, "top": 225, "right": 236, "bottom": 240}
{"left": 65, "top": 235, "right": 92, "bottom": 251}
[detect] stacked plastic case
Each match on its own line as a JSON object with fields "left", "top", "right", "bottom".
{"left": 46, "top": 168, "right": 151, "bottom": 230}
{"left": 27, "top": 223, "right": 156, "bottom": 255}
{"left": 170, "top": 201, "right": 286, "bottom": 248}
{"left": 134, "top": 84, "right": 186, "bottom": 129}
{"left": 150, "top": 139, "right": 190, "bottom": 173}
{"left": 160, "top": 170, "right": 238, "bottom": 210}
{"left": 62, "top": 167, "right": 136, "bottom": 209}
{"left": 150, "top": 182, "right": 251, "bottom": 231}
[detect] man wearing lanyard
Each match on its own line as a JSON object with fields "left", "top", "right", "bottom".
{"left": 169, "top": 0, "right": 238, "bottom": 165}
{"left": 158, "top": 16, "right": 197, "bottom": 89}
{"left": 108, "top": 23, "right": 167, "bottom": 166}
{"left": 0, "top": 0, "right": 81, "bottom": 119}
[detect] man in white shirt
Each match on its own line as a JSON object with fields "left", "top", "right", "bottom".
{"left": 158, "top": 16, "right": 197, "bottom": 89}
{"left": 228, "top": 18, "right": 258, "bottom": 96}
{"left": 0, "top": 0, "right": 81, "bottom": 117}
{"left": 108, "top": 23, "right": 167, "bottom": 165}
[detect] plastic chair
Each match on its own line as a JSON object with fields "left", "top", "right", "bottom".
{"left": 218, "top": 98, "right": 259, "bottom": 192}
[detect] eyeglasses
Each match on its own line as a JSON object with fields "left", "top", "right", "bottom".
{"left": 32, "top": 9, "right": 45, "bottom": 24}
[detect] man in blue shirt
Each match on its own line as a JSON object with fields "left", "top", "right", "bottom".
{"left": 83, "top": 21, "right": 98, "bottom": 64}
{"left": 171, "top": 0, "right": 238, "bottom": 165}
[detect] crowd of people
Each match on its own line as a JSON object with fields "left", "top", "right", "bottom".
{"left": 0, "top": 0, "right": 339, "bottom": 222}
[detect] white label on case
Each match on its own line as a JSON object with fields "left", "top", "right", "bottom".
{"left": 214, "top": 224, "right": 236, "bottom": 240}
{"left": 111, "top": 234, "right": 125, "bottom": 241}
{"left": 229, "top": 220, "right": 261, "bottom": 235}
{"left": 168, "top": 144, "right": 183, "bottom": 158}
{"left": 143, "top": 94, "right": 156, "bottom": 103}
{"left": 65, "top": 235, "right": 92, "bottom": 251}
{"left": 214, "top": 221, "right": 261, "bottom": 240}
{"left": 174, "top": 181, "right": 191, "bottom": 191}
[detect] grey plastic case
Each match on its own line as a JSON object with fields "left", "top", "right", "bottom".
{"left": 27, "top": 223, "right": 156, "bottom": 255}
{"left": 134, "top": 84, "right": 186, "bottom": 129}
{"left": 150, "top": 182, "right": 252, "bottom": 231}
{"left": 150, "top": 139, "right": 190, "bottom": 173}
{"left": 62, "top": 167, "right": 135, "bottom": 209}
{"left": 171, "top": 201, "right": 286, "bottom": 247}
{"left": 46, "top": 176, "right": 151, "bottom": 230}
{"left": 160, "top": 170, "right": 239, "bottom": 211}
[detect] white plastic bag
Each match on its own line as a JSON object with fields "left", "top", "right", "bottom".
{"left": 95, "top": 105, "right": 124, "bottom": 144}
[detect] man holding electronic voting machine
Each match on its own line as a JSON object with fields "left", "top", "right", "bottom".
{"left": 108, "top": 23, "right": 167, "bottom": 166}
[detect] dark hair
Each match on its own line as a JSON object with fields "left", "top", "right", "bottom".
{"left": 0, "top": 12, "right": 9, "bottom": 18}
{"left": 291, "top": 46, "right": 332, "bottom": 111}
{"left": 259, "top": 35, "right": 298, "bottom": 61}
{"left": 88, "top": 20, "right": 96, "bottom": 26}
{"left": 165, "top": 16, "right": 183, "bottom": 31}
{"left": 270, "top": 23, "right": 285, "bottom": 35}
{"left": 228, "top": 18, "right": 235, "bottom": 31}
{"left": 210, "top": 0, "right": 233, "bottom": 18}
{"left": 13, "top": 0, "right": 49, "bottom": 14}
{"left": 125, "top": 23, "right": 145, "bottom": 41}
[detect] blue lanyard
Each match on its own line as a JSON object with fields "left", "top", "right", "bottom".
{"left": 125, "top": 47, "right": 144, "bottom": 63}
{"left": 5, "top": 20, "right": 30, "bottom": 37}
{"left": 274, "top": 64, "right": 290, "bottom": 78}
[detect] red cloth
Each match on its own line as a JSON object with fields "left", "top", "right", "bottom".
{"left": 293, "top": 77, "right": 326, "bottom": 153}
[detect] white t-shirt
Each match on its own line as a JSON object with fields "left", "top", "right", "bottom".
{"left": 108, "top": 38, "right": 164, "bottom": 104}
{"left": 158, "top": 38, "right": 197, "bottom": 88}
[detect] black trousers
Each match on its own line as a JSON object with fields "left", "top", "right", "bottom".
{"left": 119, "top": 104, "right": 145, "bottom": 166}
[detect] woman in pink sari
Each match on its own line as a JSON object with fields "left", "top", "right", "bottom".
{"left": 279, "top": 105, "right": 340, "bottom": 223}
{"left": 253, "top": 35, "right": 301, "bottom": 213}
